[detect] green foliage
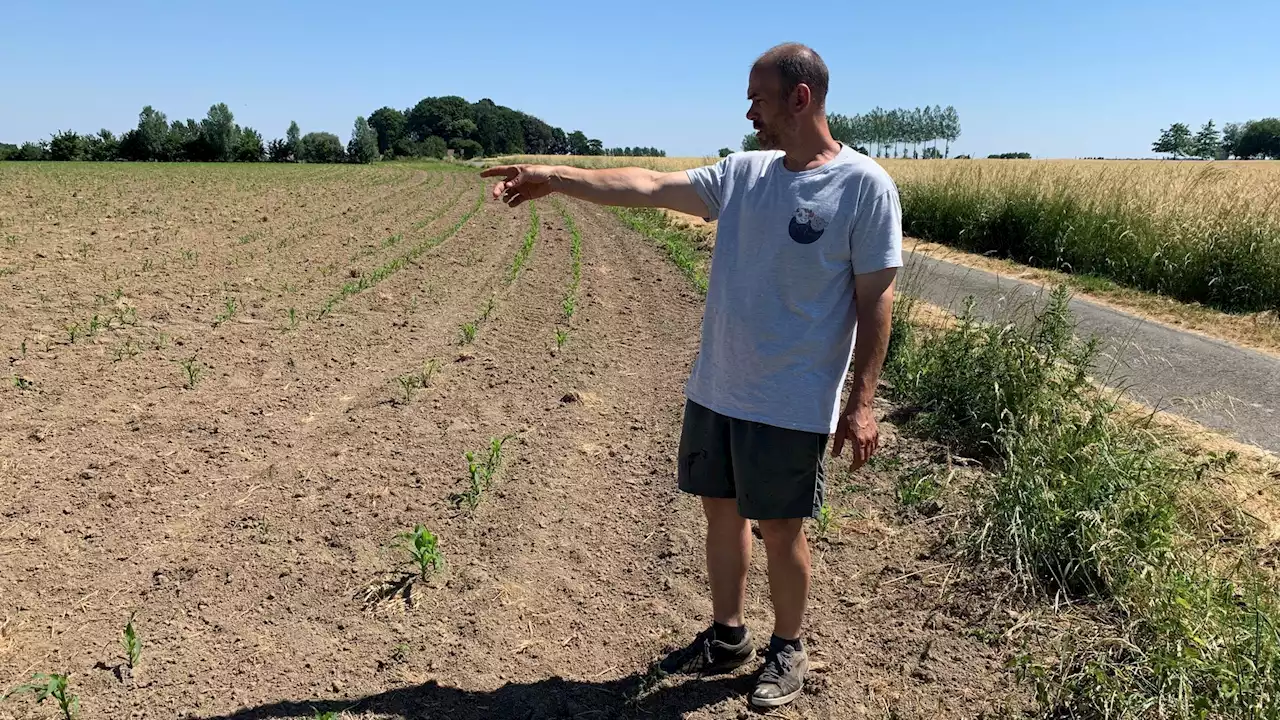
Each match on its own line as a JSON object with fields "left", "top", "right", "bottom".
{"left": 178, "top": 355, "right": 203, "bottom": 389}
{"left": 0, "top": 142, "right": 16, "bottom": 160}
{"left": 829, "top": 105, "right": 961, "bottom": 157}
{"left": 201, "top": 103, "right": 237, "bottom": 161}
{"left": 368, "top": 106, "right": 407, "bottom": 156}
{"left": 458, "top": 321, "right": 477, "bottom": 344}
{"left": 394, "top": 525, "right": 443, "bottom": 579}
{"left": 212, "top": 296, "right": 238, "bottom": 327}
{"left": 717, "top": 147, "right": 732, "bottom": 158}
{"left": 1192, "top": 119, "right": 1221, "bottom": 160}
{"left": 741, "top": 133, "right": 761, "bottom": 152}
{"left": 888, "top": 289, "right": 1280, "bottom": 717}
{"left": 121, "top": 614, "right": 141, "bottom": 669}
{"left": 555, "top": 328, "right": 569, "bottom": 348}
{"left": 895, "top": 467, "right": 943, "bottom": 509}
{"left": 452, "top": 436, "right": 511, "bottom": 511}
{"left": 49, "top": 130, "right": 87, "bottom": 161}
{"left": 235, "top": 127, "right": 264, "bottom": 162}
{"left": 347, "top": 116, "right": 380, "bottom": 164}
{"left": 4, "top": 673, "right": 78, "bottom": 720}
{"left": 448, "top": 137, "right": 483, "bottom": 159}
{"left": 299, "top": 132, "right": 345, "bottom": 163}
{"left": 987, "top": 152, "right": 1031, "bottom": 159}
{"left": 814, "top": 503, "right": 835, "bottom": 537}
{"left": 1235, "top": 117, "right": 1280, "bottom": 159}
{"left": 559, "top": 204, "right": 583, "bottom": 320}
{"left": 286, "top": 121, "right": 301, "bottom": 160}
{"left": 1152, "top": 122, "right": 1194, "bottom": 158}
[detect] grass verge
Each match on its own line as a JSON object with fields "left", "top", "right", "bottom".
{"left": 886, "top": 287, "right": 1280, "bottom": 718}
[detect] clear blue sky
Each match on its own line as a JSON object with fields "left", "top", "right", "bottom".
{"left": 2, "top": 0, "right": 1276, "bottom": 159}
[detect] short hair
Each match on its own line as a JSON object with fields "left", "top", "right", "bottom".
{"left": 754, "top": 43, "right": 829, "bottom": 108}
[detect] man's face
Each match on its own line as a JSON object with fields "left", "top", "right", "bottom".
{"left": 746, "top": 66, "right": 794, "bottom": 151}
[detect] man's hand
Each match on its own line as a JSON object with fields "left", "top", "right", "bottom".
{"left": 480, "top": 165, "right": 556, "bottom": 208}
{"left": 832, "top": 403, "right": 878, "bottom": 467}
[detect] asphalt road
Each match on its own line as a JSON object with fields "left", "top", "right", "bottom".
{"left": 902, "top": 250, "right": 1280, "bottom": 454}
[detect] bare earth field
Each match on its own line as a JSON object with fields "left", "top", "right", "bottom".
{"left": 1, "top": 163, "right": 1025, "bottom": 719}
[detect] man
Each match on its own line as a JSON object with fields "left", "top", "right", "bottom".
{"left": 481, "top": 42, "right": 901, "bottom": 709}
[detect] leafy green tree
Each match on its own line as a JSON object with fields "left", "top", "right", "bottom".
{"left": 347, "top": 116, "right": 380, "bottom": 164}
{"left": 168, "top": 119, "right": 205, "bottom": 161}
{"left": 549, "top": 127, "right": 569, "bottom": 154}
{"left": 299, "top": 132, "right": 344, "bottom": 163}
{"left": 267, "top": 138, "right": 292, "bottom": 162}
{"left": 1221, "top": 122, "right": 1243, "bottom": 158}
{"left": 718, "top": 147, "right": 732, "bottom": 157}
{"left": 286, "top": 121, "right": 301, "bottom": 162}
{"left": 421, "top": 136, "right": 447, "bottom": 159}
{"left": 85, "top": 129, "right": 120, "bottom": 161}
{"left": 1235, "top": 118, "right": 1280, "bottom": 159}
{"left": 447, "top": 137, "right": 483, "bottom": 159}
{"left": 742, "top": 132, "right": 760, "bottom": 151}
{"left": 587, "top": 138, "right": 603, "bottom": 155}
{"left": 200, "top": 103, "right": 237, "bottom": 161}
{"left": 0, "top": 143, "right": 19, "bottom": 160}
{"left": 49, "top": 130, "right": 87, "bottom": 160}
{"left": 368, "top": 107, "right": 406, "bottom": 156}
{"left": 235, "top": 127, "right": 264, "bottom": 161}
{"left": 13, "top": 141, "right": 49, "bottom": 160}
{"left": 133, "top": 105, "right": 170, "bottom": 160}
{"left": 1192, "top": 120, "right": 1220, "bottom": 159}
{"left": 1152, "top": 123, "right": 1193, "bottom": 158}
{"left": 567, "top": 130, "right": 590, "bottom": 155}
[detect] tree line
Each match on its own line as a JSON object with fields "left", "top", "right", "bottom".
{"left": 1152, "top": 118, "right": 1280, "bottom": 159}
{"left": 0, "top": 96, "right": 665, "bottom": 163}
{"left": 740, "top": 105, "right": 961, "bottom": 158}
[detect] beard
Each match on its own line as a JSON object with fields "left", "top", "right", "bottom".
{"left": 754, "top": 117, "right": 792, "bottom": 150}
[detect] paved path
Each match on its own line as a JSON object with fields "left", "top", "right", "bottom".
{"left": 903, "top": 250, "right": 1280, "bottom": 454}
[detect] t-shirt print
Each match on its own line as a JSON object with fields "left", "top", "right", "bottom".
{"left": 788, "top": 206, "right": 829, "bottom": 244}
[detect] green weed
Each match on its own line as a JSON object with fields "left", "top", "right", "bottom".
{"left": 459, "top": 322, "right": 477, "bottom": 345}
{"left": 3, "top": 673, "right": 78, "bottom": 720}
{"left": 895, "top": 467, "right": 944, "bottom": 509}
{"left": 121, "top": 614, "right": 141, "bottom": 669}
{"left": 12, "top": 374, "right": 33, "bottom": 390}
{"left": 395, "top": 525, "right": 444, "bottom": 579}
{"left": 178, "top": 355, "right": 203, "bottom": 389}
{"left": 212, "top": 296, "right": 238, "bottom": 327}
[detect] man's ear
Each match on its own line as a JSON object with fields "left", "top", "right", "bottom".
{"left": 793, "top": 83, "right": 812, "bottom": 113}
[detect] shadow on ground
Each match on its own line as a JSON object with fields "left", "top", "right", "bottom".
{"left": 196, "top": 668, "right": 757, "bottom": 720}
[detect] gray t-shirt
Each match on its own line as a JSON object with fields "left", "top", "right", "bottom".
{"left": 684, "top": 146, "right": 903, "bottom": 434}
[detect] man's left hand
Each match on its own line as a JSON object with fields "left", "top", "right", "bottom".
{"left": 832, "top": 404, "right": 878, "bottom": 468}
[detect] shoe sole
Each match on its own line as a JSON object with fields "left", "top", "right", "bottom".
{"left": 749, "top": 684, "right": 803, "bottom": 708}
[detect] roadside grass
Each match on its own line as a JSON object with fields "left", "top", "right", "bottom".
{"left": 885, "top": 287, "right": 1280, "bottom": 718}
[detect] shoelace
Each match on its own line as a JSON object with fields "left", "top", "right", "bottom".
{"left": 759, "top": 647, "right": 795, "bottom": 685}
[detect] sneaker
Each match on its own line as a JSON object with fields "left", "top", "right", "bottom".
{"left": 658, "top": 624, "right": 754, "bottom": 676}
{"left": 750, "top": 638, "right": 808, "bottom": 708}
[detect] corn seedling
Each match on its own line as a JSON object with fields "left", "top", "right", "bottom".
{"left": 507, "top": 202, "right": 539, "bottom": 282}
{"left": 121, "top": 614, "right": 141, "bottom": 669}
{"left": 152, "top": 332, "right": 169, "bottom": 350}
{"left": 555, "top": 328, "right": 569, "bottom": 348}
{"left": 287, "top": 307, "right": 298, "bottom": 330}
{"left": 178, "top": 356, "right": 203, "bottom": 389}
{"left": 3, "top": 673, "right": 78, "bottom": 720}
{"left": 3, "top": 234, "right": 16, "bottom": 247}
{"left": 396, "top": 374, "right": 420, "bottom": 403}
{"left": 814, "top": 503, "right": 835, "bottom": 537}
{"left": 419, "top": 358, "right": 440, "bottom": 386}
{"left": 459, "top": 322, "right": 477, "bottom": 345}
{"left": 212, "top": 296, "right": 238, "bottom": 327}
{"left": 395, "top": 524, "right": 444, "bottom": 579}
{"left": 12, "top": 374, "right": 34, "bottom": 390}
{"left": 180, "top": 248, "right": 197, "bottom": 264}
{"left": 111, "top": 340, "right": 140, "bottom": 362}
{"left": 481, "top": 294, "right": 497, "bottom": 321}
{"left": 141, "top": 258, "right": 153, "bottom": 272}
{"left": 65, "top": 323, "right": 82, "bottom": 344}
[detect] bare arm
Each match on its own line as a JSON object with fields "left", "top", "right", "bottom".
{"left": 832, "top": 268, "right": 897, "bottom": 465}
{"left": 480, "top": 164, "right": 710, "bottom": 218}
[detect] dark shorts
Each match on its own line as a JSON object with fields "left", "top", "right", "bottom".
{"left": 677, "top": 400, "right": 828, "bottom": 520}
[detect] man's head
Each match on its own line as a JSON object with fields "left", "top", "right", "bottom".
{"left": 747, "top": 43, "right": 830, "bottom": 151}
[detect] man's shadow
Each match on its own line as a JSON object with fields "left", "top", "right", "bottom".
{"left": 196, "top": 666, "right": 757, "bottom": 720}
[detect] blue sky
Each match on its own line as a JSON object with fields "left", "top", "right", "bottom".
{"left": 2, "top": 0, "right": 1276, "bottom": 159}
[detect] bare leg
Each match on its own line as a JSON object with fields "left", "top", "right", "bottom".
{"left": 701, "top": 496, "right": 751, "bottom": 627}
{"left": 756, "top": 518, "right": 809, "bottom": 640}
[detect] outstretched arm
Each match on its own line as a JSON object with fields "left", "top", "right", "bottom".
{"left": 480, "top": 165, "right": 710, "bottom": 218}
